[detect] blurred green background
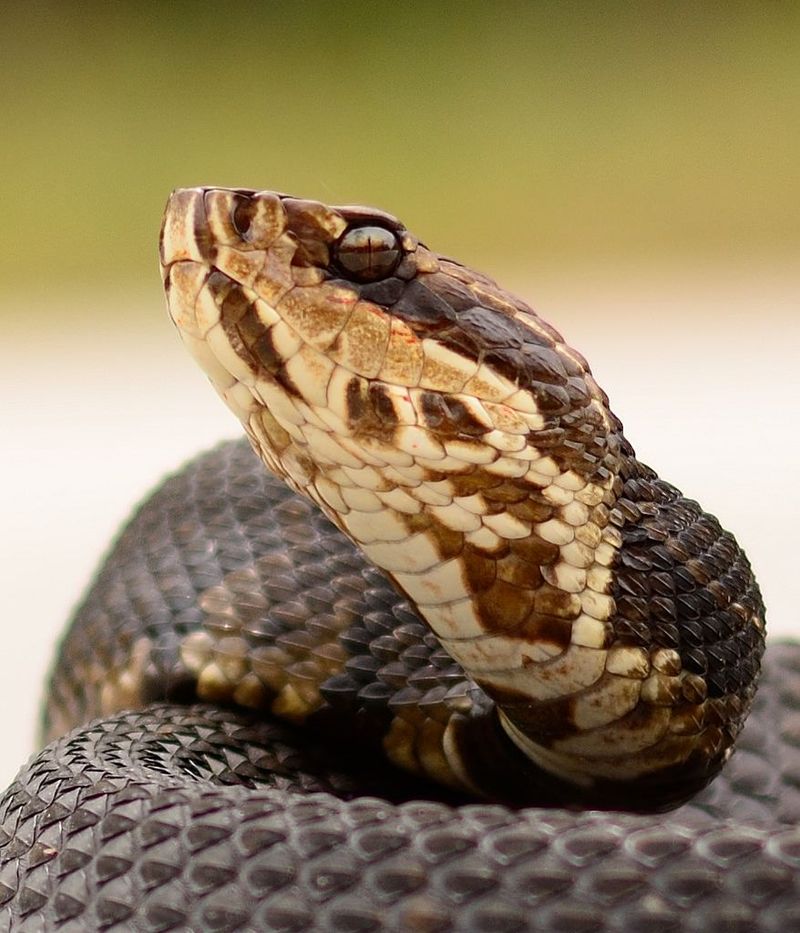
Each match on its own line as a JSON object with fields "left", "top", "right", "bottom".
{"left": 1, "top": 2, "right": 798, "bottom": 781}
{"left": 2, "top": 2, "right": 798, "bottom": 303}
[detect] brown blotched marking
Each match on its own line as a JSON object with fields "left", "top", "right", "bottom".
{"left": 417, "top": 391, "right": 488, "bottom": 437}
{"left": 210, "top": 277, "right": 268, "bottom": 377}
{"left": 404, "top": 510, "right": 466, "bottom": 557}
{"left": 344, "top": 376, "right": 400, "bottom": 441}
{"left": 368, "top": 382, "right": 399, "bottom": 427}
{"left": 380, "top": 308, "right": 623, "bottom": 481}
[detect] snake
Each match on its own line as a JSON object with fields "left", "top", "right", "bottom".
{"left": 2, "top": 187, "right": 798, "bottom": 931}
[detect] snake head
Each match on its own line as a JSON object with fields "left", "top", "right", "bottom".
{"left": 160, "top": 187, "right": 765, "bottom": 810}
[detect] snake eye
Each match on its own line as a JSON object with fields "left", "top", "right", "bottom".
{"left": 333, "top": 225, "right": 402, "bottom": 282}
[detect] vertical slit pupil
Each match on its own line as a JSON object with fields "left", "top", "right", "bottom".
{"left": 335, "top": 226, "right": 401, "bottom": 282}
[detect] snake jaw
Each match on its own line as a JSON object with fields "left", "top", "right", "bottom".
{"left": 160, "top": 186, "right": 765, "bottom": 806}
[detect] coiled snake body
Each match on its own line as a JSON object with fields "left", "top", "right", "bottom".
{"left": 3, "top": 189, "right": 798, "bottom": 931}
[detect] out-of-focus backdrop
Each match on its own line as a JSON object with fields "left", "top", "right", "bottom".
{"left": 1, "top": 3, "right": 797, "bottom": 786}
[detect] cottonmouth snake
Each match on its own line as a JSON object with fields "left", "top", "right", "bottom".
{"left": 1, "top": 188, "right": 797, "bottom": 930}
